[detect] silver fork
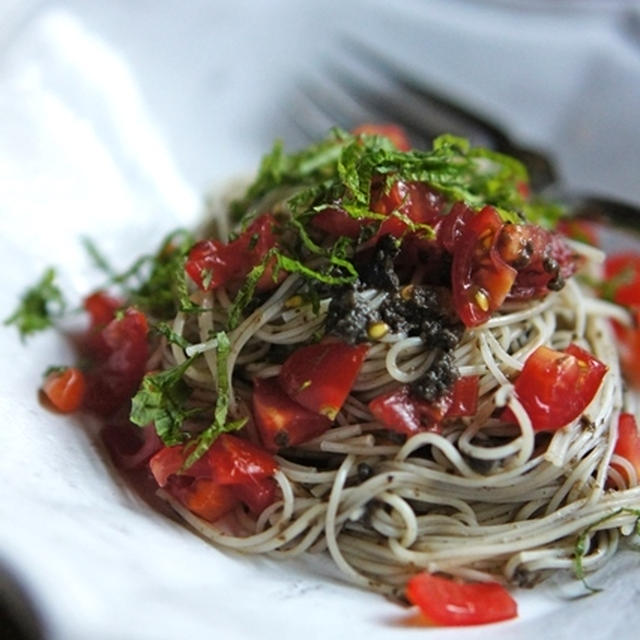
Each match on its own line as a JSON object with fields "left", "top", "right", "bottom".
{"left": 290, "top": 38, "right": 640, "bottom": 230}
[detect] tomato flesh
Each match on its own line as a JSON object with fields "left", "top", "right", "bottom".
{"left": 208, "top": 433, "right": 278, "bottom": 485}
{"left": 149, "top": 436, "right": 279, "bottom": 518}
{"left": 406, "top": 573, "right": 518, "bottom": 626}
{"left": 369, "top": 377, "right": 478, "bottom": 435}
{"left": 604, "top": 252, "right": 640, "bottom": 307}
{"left": 451, "top": 206, "right": 517, "bottom": 327}
{"left": 171, "top": 478, "right": 239, "bottom": 522}
{"left": 82, "top": 308, "right": 149, "bottom": 416}
{"left": 185, "top": 213, "right": 281, "bottom": 292}
{"left": 279, "top": 341, "right": 368, "bottom": 419}
{"left": 252, "top": 377, "right": 332, "bottom": 451}
{"left": 613, "top": 413, "right": 640, "bottom": 482}
{"left": 42, "top": 367, "right": 86, "bottom": 413}
{"left": 505, "top": 344, "right": 607, "bottom": 431}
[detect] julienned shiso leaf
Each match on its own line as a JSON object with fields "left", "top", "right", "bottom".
{"left": 130, "top": 356, "right": 202, "bottom": 445}
{"left": 4, "top": 268, "right": 67, "bottom": 340}
{"left": 230, "top": 130, "right": 559, "bottom": 231}
{"left": 573, "top": 508, "right": 640, "bottom": 591}
{"left": 183, "top": 331, "right": 247, "bottom": 467}
{"left": 84, "top": 229, "right": 199, "bottom": 319}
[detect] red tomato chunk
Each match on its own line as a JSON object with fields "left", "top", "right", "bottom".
{"left": 279, "top": 341, "right": 368, "bottom": 419}
{"left": 41, "top": 367, "right": 86, "bottom": 413}
{"left": 505, "top": 344, "right": 607, "bottom": 431}
{"left": 185, "top": 213, "right": 281, "bottom": 292}
{"left": 149, "top": 434, "right": 279, "bottom": 521}
{"left": 612, "top": 413, "right": 640, "bottom": 483}
{"left": 369, "top": 377, "right": 479, "bottom": 435}
{"left": 252, "top": 377, "right": 332, "bottom": 451}
{"left": 406, "top": 573, "right": 518, "bottom": 626}
{"left": 82, "top": 307, "right": 149, "bottom": 416}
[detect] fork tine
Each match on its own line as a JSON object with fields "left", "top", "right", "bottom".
{"left": 340, "top": 37, "right": 511, "bottom": 148}
{"left": 337, "top": 37, "right": 557, "bottom": 189}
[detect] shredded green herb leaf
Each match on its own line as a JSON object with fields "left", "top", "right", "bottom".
{"left": 130, "top": 356, "right": 202, "bottom": 445}
{"left": 5, "top": 268, "right": 67, "bottom": 340}
{"left": 183, "top": 331, "right": 247, "bottom": 466}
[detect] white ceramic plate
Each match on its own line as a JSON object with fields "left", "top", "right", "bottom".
{"left": 1, "top": 1, "right": 639, "bottom": 639}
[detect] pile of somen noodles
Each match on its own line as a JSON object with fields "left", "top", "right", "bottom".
{"left": 132, "top": 128, "right": 640, "bottom": 600}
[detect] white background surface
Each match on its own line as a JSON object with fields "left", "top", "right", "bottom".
{"left": 1, "top": 1, "right": 640, "bottom": 639}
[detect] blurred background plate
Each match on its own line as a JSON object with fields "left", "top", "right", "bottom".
{"left": 1, "top": 1, "right": 639, "bottom": 639}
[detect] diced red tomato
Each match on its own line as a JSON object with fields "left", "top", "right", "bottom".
{"left": 370, "top": 179, "right": 444, "bottom": 238}
{"left": 279, "top": 341, "right": 368, "bottom": 419}
{"left": 556, "top": 218, "right": 600, "bottom": 246}
{"left": 149, "top": 437, "right": 279, "bottom": 517}
{"left": 501, "top": 225, "right": 579, "bottom": 301}
{"left": 436, "top": 201, "right": 475, "bottom": 253}
{"left": 406, "top": 573, "right": 518, "bottom": 626}
{"left": 208, "top": 433, "right": 278, "bottom": 485}
{"left": 612, "top": 413, "right": 640, "bottom": 483}
{"left": 232, "top": 477, "right": 277, "bottom": 515}
{"left": 252, "top": 377, "right": 332, "bottom": 451}
{"left": 446, "top": 376, "right": 480, "bottom": 418}
{"left": 84, "top": 291, "right": 122, "bottom": 327}
{"left": 611, "top": 309, "right": 640, "bottom": 389}
{"left": 82, "top": 308, "right": 149, "bottom": 416}
{"left": 352, "top": 123, "right": 411, "bottom": 151}
{"left": 604, "top": 253, "right": 640, "bottom": 307}
{"left": 101, "top": 422, "right": 163, "bottom": 470}
{"left": 369, "top": 386, "right": 427, "bottom": 435}
{"left": 171, "top": 478, "right": 239, "bottom": 522}
{"left": 41, "top": 367, "right": 86, "bottom": 413}
{"left": 504, "top": 343, "right": 607, "bottom": 431}
{"left": 184, "top": 239, "right": 234, "bottom": 290}
{"left": 369, "top": 377, "right": 478, "bottom": 435}
{"left": 451, "top": 206, "right": 517, "bottom": 327}
{"left": 149, "top": 445, "right": 187, "bottom": 487}
{"left": 311, "top": 207, "right": 363, "bottom": 238}
{"left": 185, "top": 213, "right": 281, "bottom": 292}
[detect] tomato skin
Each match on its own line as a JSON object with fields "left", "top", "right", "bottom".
{"left": 505, "top": 344, "right": 607, "bottom": 431}
{"left": 84, "top": 291, "right": 122, "bottom": 327}
{"left": 369, "top": 386, "right": 429, "bottom": 435}
{"left": 232, "top": 477, "right": 277, "bottom": 515}
{"left": 82, "top": 308, "right": 149, "bottom": 416}
{"left": 149, "top": 445, "right": 187, "bottom": 487}
{"left": 149, "top": 437, "right": 278, "bottom": 518}
{"left": 352, "top": 123, "right": 411, "bottom": 151}
{"left": 369, "top": 377, "right": 478, "bottom": 435}
{"left": 503, "top": 225, "right": 578, "bottom": 301}
{"left": 451, "top": 206, "right": 517, "bottom": 327}
{"left": 279, "top": 341, "right": 369, "bottom": 419}
{"left": 185, "top": 239, "right": 234, "bottom": 291}
{"left": 613, "top": 413, "right": 640, "bottom": 483}
{"left": 185, "top": 213, "right": 281, "bottom": 292}
{"left": 557, "top": 219, "right": 600, "bottom": 246}
{"left": 446, "top": 376, "right": 479, "bottom": 418}
{"left": 170, "top": 478, "right": 239, "bottom": 523}
{"left": 42, "top": 367, "right": 86, "bottom": 413}
{"left": 311, "top": 207, "right": 363, "bottom": 238}
{"left": 208, "top": 433, "right": 278, "bottom": 485}
{"left": 604, "top": 253, "right": 640, "bottom": 307}
{"left": 252, "top": 377, "right": 332, "bottom": 451}
{"left": 406, "top": 573, "right": 518, "bottom": 626}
